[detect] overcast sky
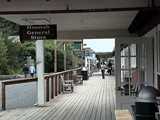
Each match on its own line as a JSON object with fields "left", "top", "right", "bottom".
{"left": 83, "top": 38, "right": 115, "bottom": 52}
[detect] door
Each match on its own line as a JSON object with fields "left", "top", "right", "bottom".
{"left": 115, "top": 37, "right": 153, "bottom": 96}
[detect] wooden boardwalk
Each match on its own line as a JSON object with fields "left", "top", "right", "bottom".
{"left": 0, "top": 73, "right": 116, "bottom": 120}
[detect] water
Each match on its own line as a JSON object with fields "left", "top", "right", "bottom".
{"left": 5, "top": 82, "right": 37, "bottom": 109}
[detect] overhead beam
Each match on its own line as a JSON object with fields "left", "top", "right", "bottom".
{"left": 128, "top": 8, "right": 160, "bottom": 36}
{"left": 57, "top": 29, "right": 137, "bottom": 39}
{"left": 0, "top": 7, "right": 159, "bottom": 15}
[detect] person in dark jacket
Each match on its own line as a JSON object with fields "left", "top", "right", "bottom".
{"left": 23, "top": 64, "right": 29, "bottom": 78}
{"left": 107, "top": 61, "right": 112, "bottom": 75}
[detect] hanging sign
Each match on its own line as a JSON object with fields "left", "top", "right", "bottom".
{"left": 19, "top": 24, "right": 57, "bottom": 41}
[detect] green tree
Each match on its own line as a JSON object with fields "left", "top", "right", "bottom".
{"left": 20, "top": 42, "right": 35, "bottom": 60}
{"left": 0, "top": 17, "right": 20, "bottom": 74}
{"left": 4, "top": 37, "right": 23, "bottom": 74}
{"left": 0, "top": 34, "right": 9, "bottom": 74}
{"left": 44, "top": 41, "right": 55, "bottom": 73}
{"left": 0, "top": 17, "right": 81, "bottom": 75}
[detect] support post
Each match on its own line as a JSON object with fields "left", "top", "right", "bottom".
{"left": 54, "top": 40, "right": 57, "bottom": 72}
{"left": 64, "top": 41, "right": 67, "bottom": 71}
{"left": 36, "top": 40, "right": 45, "bottom": 105}
{"left": 115, "top": 40, "right": 121, "bottom": 88}
{"left": 2, "top": 83, "right": 6, "bottom": 110}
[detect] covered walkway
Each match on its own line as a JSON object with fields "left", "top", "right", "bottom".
{"left": 0, "top": 73, "right": 115, "bottom": 120}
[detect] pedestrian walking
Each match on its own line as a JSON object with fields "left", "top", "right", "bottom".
{"left": 101, "top": 63, "right": 105, "bottom": 79}
{"left": 107, "top": 61, "right": 112, "bottom": 75}
{"left": 23, "top": 64, "right": 29, "bottom": 78}
{"left": 29, "top": 65, "right": 35, "bottom": 77}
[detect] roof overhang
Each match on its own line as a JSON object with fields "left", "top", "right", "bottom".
{"left": 129, "top": 8, "right": 160, "bottom": 36}
{"left": 0, "top": 0, "right": 157, "bottom": 39}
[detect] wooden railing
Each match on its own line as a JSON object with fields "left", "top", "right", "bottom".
{"left": 1, "top": 67, "right": 81, "bottom": 110}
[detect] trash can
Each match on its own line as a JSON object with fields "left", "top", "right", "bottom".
{"left": 135, "top": 86, "right": 160, "bottom": 120}
{"left": 81, "top": 67, "right": 88, "bottom": 80}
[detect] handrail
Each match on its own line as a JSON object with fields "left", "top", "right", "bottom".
{"left": 44, "top": 67, "right": 81, "bottom": 78}
{"left": 1, "top": 67, "right": 81, "bottom": 110}
{"left": 1, "top": 78, "right": 38, "bottom": 85}
{"left": 1, "top": 67, "right": 81, "bottom": 84}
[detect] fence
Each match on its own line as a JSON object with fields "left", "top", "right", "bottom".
{"left": 1, "top": 68, "right": 81, "bottom": 110}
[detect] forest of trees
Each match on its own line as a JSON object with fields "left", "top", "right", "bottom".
{"left": 0, "top": 18, "right": 81, "bottom": 75}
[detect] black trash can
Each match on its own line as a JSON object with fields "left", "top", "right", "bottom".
{"left": 81, "top": 67, "right": 88, "bottom": 80}
{"left": 135, "top": 86, "right": 160, "bottom": 120}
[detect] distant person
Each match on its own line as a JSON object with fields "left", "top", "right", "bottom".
{"left": 101, "top": 63, "right": 105, "bottom": 79}
{"left": 29, "top": 65, "right": 35, "bottom": 77}
{"left": 23, "top": 64, "right": 29, "bottom": 78}
{"left": 97, "top": 62, "right": 101, "bottom": 71}
{"left": 107, "top": 61, "right": 112, "bottom": 75}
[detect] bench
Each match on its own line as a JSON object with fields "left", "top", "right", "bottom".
{"left": 115, "top": 110, "right": 134, "bottom": 120}
{"left": 60, "top": 75, "right": 74, "bottom": 93}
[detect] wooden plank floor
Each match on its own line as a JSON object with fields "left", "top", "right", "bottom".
{"left": 0, "top": 72, "right": 116, "bottom": 120}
